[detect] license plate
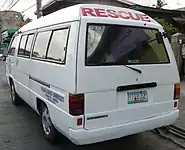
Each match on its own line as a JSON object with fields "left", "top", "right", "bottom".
{"left": 127, "top": 91, "right": 148, "bottom": 104}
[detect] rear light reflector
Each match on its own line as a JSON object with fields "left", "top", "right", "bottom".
{"left": 174, "top": 101, "right": 178, "bottom": 108}
{"left": 174, "top": 83, "right": 180, "bottom": 100}
{"left": 77, "top": 118, "right": 83, "bottom": 126}
{"left": 69, "top": 94, "right": 84, "bottom": 116}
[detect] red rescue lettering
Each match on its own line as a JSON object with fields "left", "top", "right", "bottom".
{"left": 139, "top": 14, "right": 151, "bottom": 22}
{"left": 129, "top": 12, "right": 140, "bottom": 20}
{"left": 118, "top": 11, "right": 130, "bottom": 19}
{"left": 94, "top": 8, "right": 108, "bottom": 17}
{"left": 81, "top": 8, "right": 151, "bottom": 22}
{"left": 82, "top": 8, "right": 96, "bottom": 16}
{"left": 107, "top": 10, "right": 119, "bottom": 18}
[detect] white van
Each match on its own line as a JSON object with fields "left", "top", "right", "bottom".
{"left": 5, "top": 4, "right": 180, "bottom": 145}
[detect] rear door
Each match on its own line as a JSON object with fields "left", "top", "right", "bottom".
{"left": 77, "top": 22, "right": 179, "bottom": 130}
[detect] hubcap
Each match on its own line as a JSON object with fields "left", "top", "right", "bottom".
{"left": 42, "top": 108, "right": 52, "bottom": 135}
{"left": 11, "top": 85, "right": 15, "bottom": 102}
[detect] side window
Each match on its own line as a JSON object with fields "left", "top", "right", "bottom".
{"left": 32, "top": 31, "right": 52, "bottom": 59}
{"left": 18, "top": 35, "right": 27, "bottom": 56}
{"left": 8, "top": 36, "right": 19, "bottom": 56}
{"left": 47, "top": 28, "right": 69, "bottom": 63}
{"left": 25, "top": 34, "right": 34, "bottom": 57}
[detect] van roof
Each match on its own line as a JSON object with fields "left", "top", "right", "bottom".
{"left": 19, "top": 4, "right": 162, "bottom": 32}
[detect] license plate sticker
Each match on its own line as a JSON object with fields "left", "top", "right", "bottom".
{"left": 127, "top": 91, "right": 148, "bottom": 104}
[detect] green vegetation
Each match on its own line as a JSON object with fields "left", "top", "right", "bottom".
{"left": 153, "top": 0, "right": 167, "bottom": 8}
{"left": 155, "top": 18, "right": 178, "bottom": 36}
{"left": 156, "top": 0, "right": 167, "bottom": 8}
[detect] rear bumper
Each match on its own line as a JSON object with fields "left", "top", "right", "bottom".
{"left": 69, "top": 110, "right": 179, "bottom": 145}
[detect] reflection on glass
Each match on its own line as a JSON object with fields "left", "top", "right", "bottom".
{"left": 86, "top": 24, "right": 169, "bottom": 66}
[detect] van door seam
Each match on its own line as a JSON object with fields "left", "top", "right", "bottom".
{"left": 75, "top": 20, "right": 81, "bottom": 94}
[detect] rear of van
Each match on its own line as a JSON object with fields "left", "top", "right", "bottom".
{"left": 68, "top": 5, "right": 180, "bottom": 145}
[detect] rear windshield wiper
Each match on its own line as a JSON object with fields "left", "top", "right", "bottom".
{"left": 88, "top": 62, "right": 142, "bottom": 74}
{"left": 124, "top": 65, "right": 142, "bottom": 74}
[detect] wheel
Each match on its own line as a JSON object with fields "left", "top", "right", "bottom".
{"left": 10, "top": 82, "right": 20, "bottom": 106}
{"left": 41, "top": 104, "right": 58, "bottom": 143}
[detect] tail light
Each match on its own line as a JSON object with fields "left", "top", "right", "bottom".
{"left": 69, "top": 94, "right": 84, "bottom": 116}
{"left": 174, "top": 83, "right": 180, "bottom": 100}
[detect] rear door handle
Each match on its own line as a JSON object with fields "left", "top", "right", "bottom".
{"left": 117, "top": 82, "right": 157, "bottom": 92}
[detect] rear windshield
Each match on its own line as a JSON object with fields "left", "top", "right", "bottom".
{"left": 85, "top": 24, "right": 170, "bottom": 66}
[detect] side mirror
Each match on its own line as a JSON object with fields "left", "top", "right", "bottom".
{"left": 156, "top": 32, "right": 163, "bottom": 44}
{"left": 163, "top": 32, "right": 171, "bottom": 43}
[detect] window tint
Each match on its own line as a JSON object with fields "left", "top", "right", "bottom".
{"left": 47, "top": 29, "right": 69, "bottom": 62}
{"left": 25, "top": 34, "right": 34, "bottom": 57}
{"left": 8, "top": 36, "right": 19, "bottom": 56}
{"left": 32, "top": 31, "right": 52, "bottom": 59}
{"left": 86, "top": 24, "right": 170, "bottom": 66}
{"left": 18, "top": 35, "right": 27, "bottom": 56}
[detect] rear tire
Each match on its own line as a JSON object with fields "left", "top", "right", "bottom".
{"left": 40, "top": 104, "right": 58, "bottom": 143}
{"left": 10, "top": 82, "right": 20, "bottom": 106}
